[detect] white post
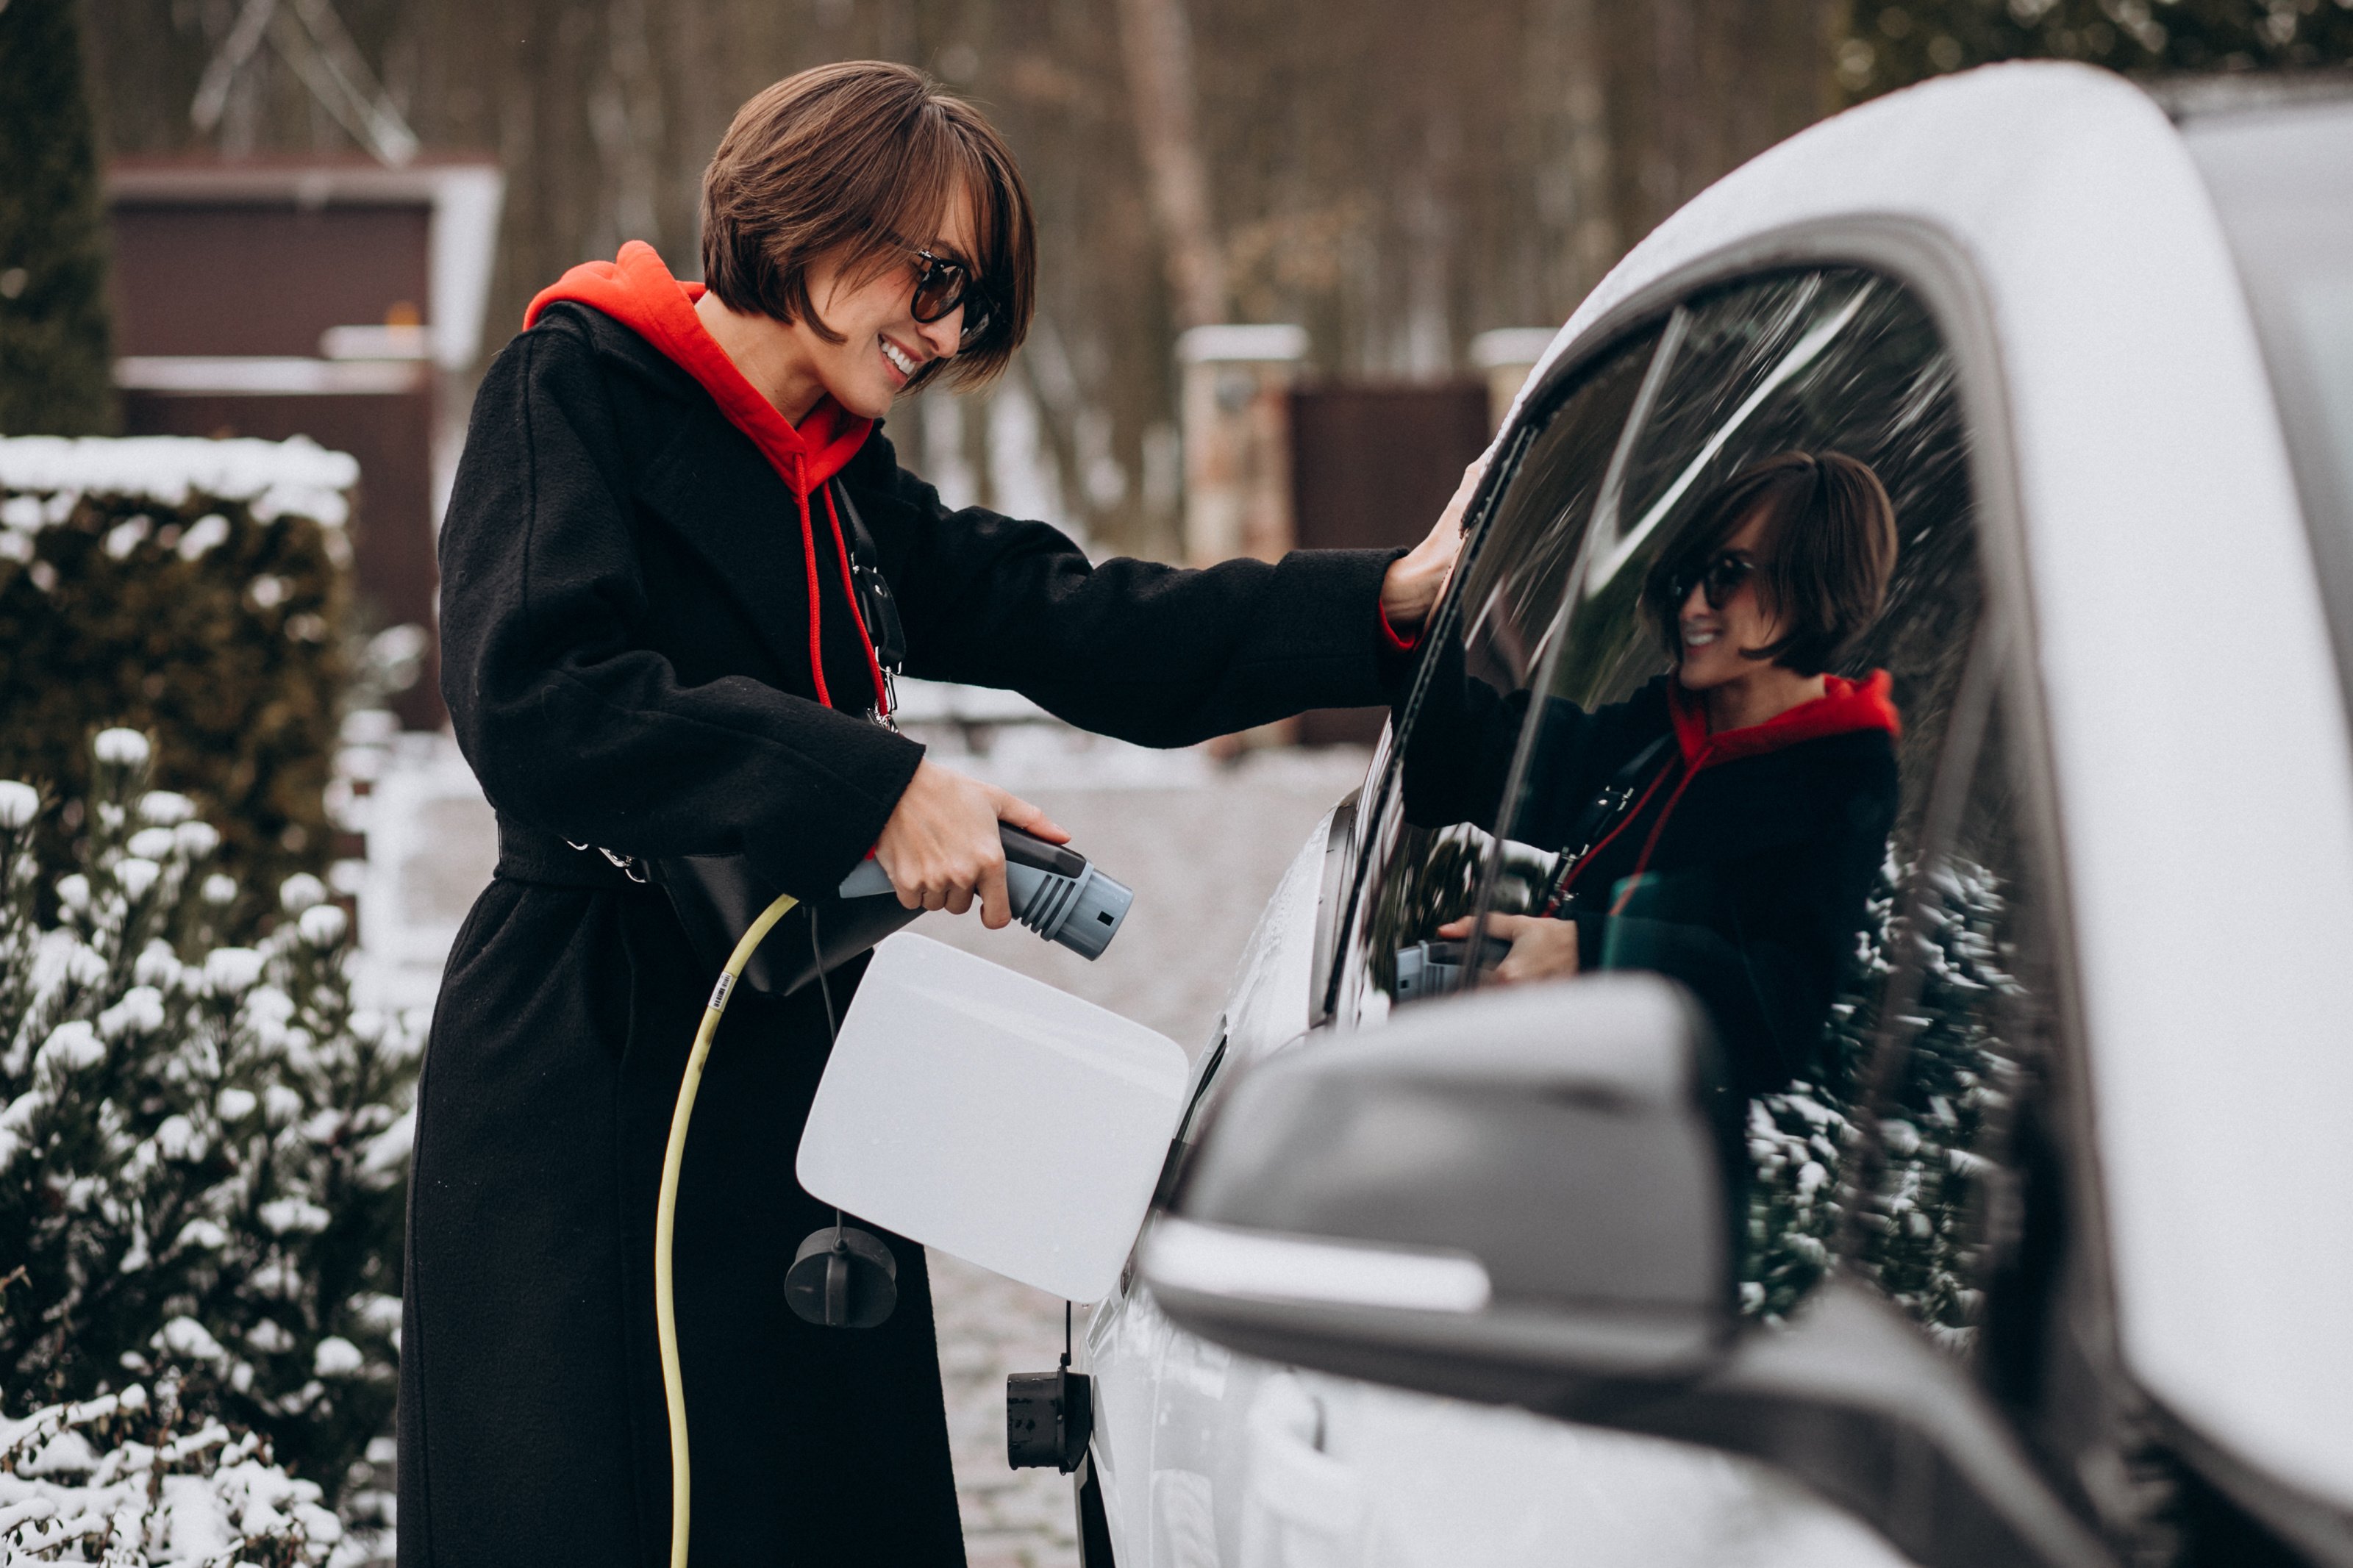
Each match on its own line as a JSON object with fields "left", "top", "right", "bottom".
{"left": 1471, "top": 327, "right": 1560, "bottom": 434}
{"left": 1176, "top": 324, "right": 1309, "bottom": 568}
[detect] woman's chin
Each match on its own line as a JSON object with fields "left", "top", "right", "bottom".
{"left": 829, "top": 382, "right": 894, "bottom": 421}
{"left": 1676, "top": 661, "right": 1732, "bottom": 692}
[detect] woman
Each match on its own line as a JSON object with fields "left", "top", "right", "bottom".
{"left": 401, "top": 62, "right": 1463, "bottom": 1568}
{"left": 1416, "top": 451, "right": 1900, "bottom": 1097}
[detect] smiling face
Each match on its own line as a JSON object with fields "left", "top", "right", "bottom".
{"left": 785, "top": 181, "right": 979, "bottom": 420}
{"left": 1674, "top": 507, "right": 1788, "bottom": 691}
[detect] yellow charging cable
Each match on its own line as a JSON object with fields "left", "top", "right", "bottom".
{"left": 655, "top": 889, "right": 801, "bottom": 1568}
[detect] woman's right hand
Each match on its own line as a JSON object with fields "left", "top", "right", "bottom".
{"left": 1378, "top": 452, "right": 1488, "bottom": 637}
{"left": 873, "top": 759, "right": 1068, "bottom": 928}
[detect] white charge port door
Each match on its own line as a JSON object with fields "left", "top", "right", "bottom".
{"left": 796, "top": 931, "right": 1191, "bottom": 1302}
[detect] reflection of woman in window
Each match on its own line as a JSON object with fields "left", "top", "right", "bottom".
{"left": 1418, "top": 451, "right": 1900, "bottom": 1096}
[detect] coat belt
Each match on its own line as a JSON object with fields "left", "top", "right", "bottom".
{"left": 493, "top": 817, "right": 663, "bottom": 893}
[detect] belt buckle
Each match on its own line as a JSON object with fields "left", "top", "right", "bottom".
{"left": 565, "top": 840, "right": 650, "bottom": 884}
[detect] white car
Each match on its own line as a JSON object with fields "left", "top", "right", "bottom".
{"left": 1084, "top": 60, "right": 2353, "bottom": 1568}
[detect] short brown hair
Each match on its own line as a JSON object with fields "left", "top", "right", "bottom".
{"left": 1643, "top": 451, "right": 1899, "bottom": 678}
{"left": 700, "top": 62, "right": 1035, "bottom": 392}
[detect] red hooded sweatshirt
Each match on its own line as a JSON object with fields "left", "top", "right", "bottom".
{"left": 523, "top": 241, "right": 890, "bottom": 716}
{"left": 1558, "top": 670, "right": 1902, "bottom": 914}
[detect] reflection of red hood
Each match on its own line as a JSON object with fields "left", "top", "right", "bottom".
{"left": 1563, "top": 670, "right": 1902, "bottom": 915}
{"left": 1668, "top": 670, "right": 1901, "bottom": 770}
{"left": 524, "top": 240, "right": 871, "bottom": 495}
{"left": 523, "top": 242, "right": 885, "bottom": 713}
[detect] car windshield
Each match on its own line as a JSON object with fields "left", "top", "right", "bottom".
{"left": 2184, "top": 98, "right": 2353, "bottom": 701}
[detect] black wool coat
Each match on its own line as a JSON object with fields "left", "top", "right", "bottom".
{"left": 399, "top": 301, "right": 1402, "bottom": 1568}
{"left": 1399, "top": 665, "right": 1897, "bottom": 1098}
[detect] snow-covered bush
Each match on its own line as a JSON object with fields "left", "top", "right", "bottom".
{"left": 1, "top": 1384, "right": 349, "bottom": 1564}
{"left": 0, "top": 435, "right": 357, "bottom": 936}
{"left": 0, "top": 729, "right": 418, "bottom": 1516}
{"left": 1742, "top": 1081, "right": 1854, "bottom": 1323}
{"left": 1740, "top": 856, "right": 1895, "bottom": 1322}
{"left": 1740, "top": 845, "right": 2027, "bottom": 1350}
{"left": 1846, "top": 851, "right": 2027, "bottom": 1351}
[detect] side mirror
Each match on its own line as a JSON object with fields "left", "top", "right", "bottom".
{"left": 1147, "top": 974, "right": 1740, "bottom": 1402}
{"left": 1144, "top": 974, "right": 2113, "bottom": 1568}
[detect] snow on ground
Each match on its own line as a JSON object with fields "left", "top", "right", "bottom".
{"left": 349, "top": 690, "right": 1370, "bottom": 1561}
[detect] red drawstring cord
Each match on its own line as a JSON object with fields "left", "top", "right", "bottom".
{"left": 821, "top": 484, "right": 892, "bottom": 717}
{"left": 790, "top": 468, "right": 832, "bottom": 711}
{"left": 1610, "top": 751, "right": 1707, "bottom": 917}
{"left": 788, "top": 468, "right": 892, "bottom": 718}
{"left": 1543, "top": 755, "right": 1680, "bottom": 915}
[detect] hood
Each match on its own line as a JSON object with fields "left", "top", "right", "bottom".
{"left": 1668, "top": 670, "right": 1902, "bottom": 770}
{"left": 523, "top": 240, "right": 888, "bottom": 717}
{"left": 524, "top": 240, "right": 871, "bottom": 497}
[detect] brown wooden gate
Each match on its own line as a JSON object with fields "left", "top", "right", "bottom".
{"left": 1288, "top": 382, "right": 1489, "bottom": 745}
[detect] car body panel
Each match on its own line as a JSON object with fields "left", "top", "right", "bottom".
{"left": 1256, "top": 1372, "right": 1907, "bottom": 1568}
{"left": 1088, "top": 806, "right": 1352, "bottom": 1564}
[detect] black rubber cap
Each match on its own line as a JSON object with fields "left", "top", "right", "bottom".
{"left": 785, "top": 1225, "right": 899, "bottom": 1328}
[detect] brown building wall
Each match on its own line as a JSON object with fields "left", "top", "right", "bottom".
{"left": 109, "top": 190, "right": 446, "bottom": 728}
{"left": 109, "top": 203, "right": 432, "bottom": 358}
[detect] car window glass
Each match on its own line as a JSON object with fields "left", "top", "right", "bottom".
{"left": 1332, "top": 324, "right": 1663, "bottom": 1024}
{"left": 1831, "top": 687, "right": 2065, "bottom": 1372}
{"left": 1360, "top": 267, "right": 1990, "bottom": 1323}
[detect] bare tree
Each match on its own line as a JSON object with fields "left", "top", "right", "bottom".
{"left": 80, "top": 0, "right": 1846, "bottom": 559}
{"left": 1114, "top": 0, "right": 1224, "bottom": 330}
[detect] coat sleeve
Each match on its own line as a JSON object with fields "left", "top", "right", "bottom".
{"left": 438, "top": 323, "right": 924, "bottom": 898}
{"left": 862, "top": 443, "right": 1404, "bottom": 748}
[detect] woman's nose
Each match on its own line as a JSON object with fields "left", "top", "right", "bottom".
{"left": 1681, "top": 580, "right": 1712, "bottom": 618}
{"left": 915, "top": 305, "right": 963, "bottom": 359}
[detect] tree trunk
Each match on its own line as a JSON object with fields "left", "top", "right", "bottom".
{"left": 0, "top": 0, "right": 117, "bottom": 435}
{"left": 1114, "top": 0, "right": 1224, "bottom": 330}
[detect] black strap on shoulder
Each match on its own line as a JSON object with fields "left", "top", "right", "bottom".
{"left": 831, "top": 482, "right": 905, "bottom": 672}
{"left": 1538, "top": 731, "right": 1676, "bottom": 914}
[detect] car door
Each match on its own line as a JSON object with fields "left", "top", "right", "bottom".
{"left": 1261, "top": 254, "right": 2009, "bottom": 1566}
{"left": 1079, "top": 304, "right": 1685, "bottom": 1567}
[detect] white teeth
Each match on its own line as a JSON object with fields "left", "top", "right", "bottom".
{"left": 881, "top": 340, "right": 916, "bottom": 376}
{"left": 1684, "top": 631, "right": 1718, "bottom": 647}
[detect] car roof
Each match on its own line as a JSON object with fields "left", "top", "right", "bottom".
{"left": 1504, "top": 61, "right": 2353, "bottom": 1516}
{"left": 2146, "top": 65, "right": 2353, "bottom": 126}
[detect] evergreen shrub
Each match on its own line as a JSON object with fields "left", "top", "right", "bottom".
{"left": 1742, "top": 848, "right": 2021, "bottom": 1346}
{"left": 0, "top": 437, "right": 357, "bottom": 937}
{"left": 1, "top": 1384, "right": 349, "bottom": 1564}
{"left": 0, "top": 729, "right": 419, "bottom": 1524}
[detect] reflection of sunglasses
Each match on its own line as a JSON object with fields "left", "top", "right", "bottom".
{"left": 907, "top": 246, "right": 994, "bottom": 347}
{"left": 1668, "top": 551, "right": 1757, "bottom": 610}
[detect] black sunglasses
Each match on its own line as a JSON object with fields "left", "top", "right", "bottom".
{"left": 1668, "top": 551, "right": 1758, "bottom": 610}
{"left": 906, "top": 246, "right": 994, "bottom": 347}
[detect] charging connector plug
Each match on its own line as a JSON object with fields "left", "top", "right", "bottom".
{"left": 1006, "top": 1365, "right": 1091, "bottom": 1473}
{"left": 1008, "top": 1303, "right": 1092, "bottom": 1473}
